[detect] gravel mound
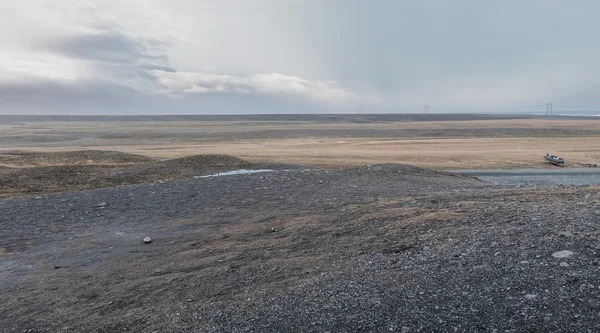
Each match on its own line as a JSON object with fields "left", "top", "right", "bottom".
{"left": 0, "top": 157, "right": 481, "bottom": 198}
{"left": 0, "top": 154, "right": 270, "bottom": 197}
{"left": 348, "top": 163, "right": 445, "bottom": 175}
{"left": 97, "top": 155, "right": 254, "bottom": 185}
{"left": 159, "top": 154, "right": 249, "bottom": 169}
{"left": 0, "top": 150, "right": 155, "bottom": 166}
{"left": 0, "top": 165, "right": 123, "bottom": 195}
{"left": 343, "top": 163, "right": 477, "bottom": 181}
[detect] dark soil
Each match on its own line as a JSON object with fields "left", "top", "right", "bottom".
{"left": 1, "top": 163, "right": 599, "bottom": 332}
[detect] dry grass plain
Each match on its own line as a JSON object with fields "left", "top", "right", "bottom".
{"left": 1, "top": 118, "right": 599, "bottom": 169}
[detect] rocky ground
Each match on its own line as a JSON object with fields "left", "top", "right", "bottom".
{"left": 1, "top": 159, "right": 599, "bottom": 332}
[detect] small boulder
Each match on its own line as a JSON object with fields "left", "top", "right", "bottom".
{"left": 144, "top": 237, "right": 152, "bottom": 244}
{"left": 558, "top": 231, "right": 574, "bottom": 238}
{"left": 552, "top": 250, "right": 574, "bottom": 259}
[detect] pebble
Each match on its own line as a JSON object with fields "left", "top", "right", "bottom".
{"left": 524, "top": 294, "right": 538, "bottom": 300}
{"left": 271, "top": 227, "right": 278, "bottom": 233}
{"left": 144, "top": 237, "right": 152, "bottom": 243}
{"left": 558, "top": 231, "right": 574, "bottom": 238}
{"left": 560, "top": 262, "right": 570, "bottom": 267}
{"left": 552, "top": 250, "right": 574, "bottom": 259}
{"left": 97, "top": 202, "right": 108, "bottom": 207}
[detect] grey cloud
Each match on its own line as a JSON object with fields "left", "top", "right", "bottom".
{"left": 150, "top": 71, "right": 360, "bottom": 104}
{"left": 138, "top": 64, "right": 176, "bottom": 73}
{"left": 136, "top": 64, "right": 177, "bottom": 81}
{"left": 42, "top": 32, "right": 167, "bottom": 64}
{"left": 0, "top": 77, "right": 330, "bottom": 115}
{"left": 0, "top": 78, "right": 138, "bottom": 105}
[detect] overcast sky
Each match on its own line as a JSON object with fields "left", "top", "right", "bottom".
{"left": 2, "top": 0, "right": 600, "bottom": 114}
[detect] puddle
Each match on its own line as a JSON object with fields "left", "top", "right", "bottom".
{"left": 195, "top": 169, "right": 275, "bottom": 178}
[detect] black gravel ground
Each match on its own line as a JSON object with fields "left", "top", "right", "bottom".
{"left": 1, "top": 164, "right": 599, "bottom": 332}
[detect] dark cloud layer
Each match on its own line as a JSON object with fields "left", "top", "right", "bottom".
{"left": 0, "top": 77, "right": 328, "bottom": 115}
{"left": 42, "top": 31, "right": 167, "bottom": 64}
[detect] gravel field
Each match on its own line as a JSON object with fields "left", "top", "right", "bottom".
{"left": 1, "top": 163, "right": 600, "bottom": 332}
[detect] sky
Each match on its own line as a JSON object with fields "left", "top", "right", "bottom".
{"left": 1, "top": 0, "right": 600, "bottom": 114}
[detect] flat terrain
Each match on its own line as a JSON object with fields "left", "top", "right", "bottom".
{"left": 1, "top": 114, "right": 599, "bottom": 169}
{"left": 2, "top": 114, "right": 600, "bottom": 332}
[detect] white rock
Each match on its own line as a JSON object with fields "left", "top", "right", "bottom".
{"left": 552, "top": 250, "right": 574, "bottom": 259}
{"left": 144, "top": 237, "right": 152, "bottom": 243}
{"left": 525, "top": 294, "right": 538, "bottom": 300}
{"left": 559, "top": 262, "right": 570, "bottom": 267}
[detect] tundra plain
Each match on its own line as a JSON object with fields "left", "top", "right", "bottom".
{"left": 1, "top": 115, "right": 600, "bottom": 170}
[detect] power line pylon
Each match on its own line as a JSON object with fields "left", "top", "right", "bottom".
{"left": 546, "top": 103, "right": 553, "bottom": 116}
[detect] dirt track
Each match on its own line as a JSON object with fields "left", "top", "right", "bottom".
{"left": 1, "top": 163, "right": 600, "bottom": 332}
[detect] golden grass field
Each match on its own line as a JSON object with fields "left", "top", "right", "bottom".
{"left": 1, "top": 118, "right": 599, "bottom": 169}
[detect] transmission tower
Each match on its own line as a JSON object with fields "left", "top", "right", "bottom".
{"left": 358, "top": 107, "right": 364, "bottom": 115}
{"left": 424, "top": 105, "right": 430, "bottom": 114}
{"left": 545, "top": 103, "right": 553, "bottom": 116}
